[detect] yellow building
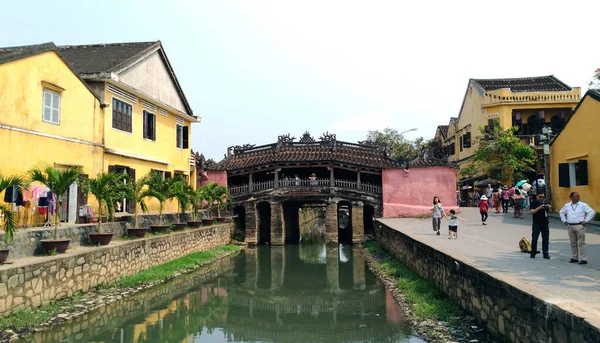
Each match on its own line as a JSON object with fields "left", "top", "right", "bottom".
{"left": 58, "top": 41, "right": 200, "bottom": 214}
{"left": 0, "top": 41, "right": 200, "bottom": 225}
{"left": 0, "top": 43, "right": 105, "bottom": 225}
{"left": 443, "top": 76, "right": 581, "bottom": 186}
{"left": 550, "top": 89, "right": 600, "bottom": 211}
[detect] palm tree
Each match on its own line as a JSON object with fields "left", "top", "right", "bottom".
{"left": 124, "top": 173, "right": 152, "bottom": 228}
{"left": 0, "top": 173, "right": 25, "bottom": 242}
{"left": 28, "top": 164, "right": 82, "bottom": 239}
{"left": 187, "top": 186, "right": 206, "bottom": 222}
{"left": 170, "top": 178, "right": 191, "bottom": 223}
{"left": 80, "top": 172, "right": 124, "bottom": 233}
{"left": 145, "top": 172, "right": 171, "bottom": 225}
{"left": 203, "top": 183, "right": 230, "bottom": 218}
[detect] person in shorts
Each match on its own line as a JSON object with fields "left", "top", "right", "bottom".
{"left": 447, "top": 209, "right": 466, "bottom": 239}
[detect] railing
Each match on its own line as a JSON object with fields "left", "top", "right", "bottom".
{"left": 482, "top": 91, "right": 581, "bottom": 106}
{"left": 229, "top": 178, "right": 382, "bottom": 196}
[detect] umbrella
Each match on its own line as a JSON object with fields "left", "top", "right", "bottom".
{"left": 474, "top": 179, "right": 501, "bottom": 187}
{"left": 461, "top": 185, "right": 472, "bottom": 190}
{"left": 515, "top": 180, "right": 528, "bottom": 188}
{"left": 521, "top": 183, "right": 532, "bottom": 192}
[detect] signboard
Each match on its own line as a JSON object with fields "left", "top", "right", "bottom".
{"left": 487, "top": 113, "right": 500, "bottom": 119}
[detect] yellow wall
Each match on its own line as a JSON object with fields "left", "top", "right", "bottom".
{"left": 102, "top": 86, "right": 192, "bottom": 177}
{"left": 550, "top": 94, "right": 600, "bottom": 211}
{"left": 0, "top": 51, "right": 104, "bottom": 226}
{"left": 448, "top": 82, "right": 580, "bottom": 175}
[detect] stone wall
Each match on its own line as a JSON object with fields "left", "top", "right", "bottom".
{"left": 375, "top": 223, "right": 600, "bottom": 343}
{"left": 0, "top": 211, "right": 210, "bottom": 258}
{"left": 0, "top": 223, "right": 231, "bottom": 317}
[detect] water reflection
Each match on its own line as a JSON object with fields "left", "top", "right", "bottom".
{"left": 19, "top": 245, "right": 424, "bottom": 343}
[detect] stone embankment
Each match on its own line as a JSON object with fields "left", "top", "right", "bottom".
{"left": 0, "top": 223, "right": 231, "bottom": 317}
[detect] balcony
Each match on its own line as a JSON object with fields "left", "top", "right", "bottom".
{"left": 229, "top": 178, "right": 382, "bottom": 196}
{"left": 482, "top": 90, "right": 581, "bottom": 107}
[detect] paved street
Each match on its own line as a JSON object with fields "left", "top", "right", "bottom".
{"left": 378, "top": 208, "right": 600, "bottom": 329}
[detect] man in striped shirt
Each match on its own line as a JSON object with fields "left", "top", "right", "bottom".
{"left": 559, "top": 192, "right": 596, "bottom": 265}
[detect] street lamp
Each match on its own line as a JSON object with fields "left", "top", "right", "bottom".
{"left": 539, "top": 126, "right": 555, "bottom": 202}
{"left": 400, "top": 128, "right": 417, "bottom": 136}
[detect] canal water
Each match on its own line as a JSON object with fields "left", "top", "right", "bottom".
{"left": 20, "top": 245, "right": 424, "bottom": 343}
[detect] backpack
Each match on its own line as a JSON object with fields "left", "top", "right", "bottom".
{"left": 519, "top": 237, "right": 532, "bottom": 253}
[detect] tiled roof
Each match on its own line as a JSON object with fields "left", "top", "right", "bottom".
{"left": 58, "top": 42, "right": 159, "bottom": 76}
{"left": 471, "top": 75, "right": 571, "bottom": 93}
{"left": 0, "top": 42, "right": 57, "bottom": 65}
{"left": 411, "top": 155, "right": 457, "bottom": 169}
{"left": 221, "top": 143, "right": 404, "bottom": 170}
{"left": 437, "top": 125, "right": 449, "bottom": 138}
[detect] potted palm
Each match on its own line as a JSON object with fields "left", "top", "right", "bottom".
{"left": 124, "top": 173, "right": 152, "bottom": 238}
{"left": 0, "top": 173, "right": 25, "bottom": 263}
{"left": 170, "top": 178, "right": 190, "bottom": 231}
{"left": 145, "top": 172, "right": 170, "bottom": 233}
{"left": 28, "top": 164, "right": 82, "bottom": 254}
{"left": 207, "top": 183, "right": 230, "bottom": 223}
{"left": 199, "top": 185, "right": 215, "bottom": 225}
{"left": 186, "top": 186, "right": 204, "bottom": 228}
{"left": 81, "top": 172, "right": 123, "bottom": 246}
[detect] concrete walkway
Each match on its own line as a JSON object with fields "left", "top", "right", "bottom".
{"left": 378, "top": 208, "right": 600, "bottom": 330}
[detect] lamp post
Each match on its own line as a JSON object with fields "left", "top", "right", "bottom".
{"left": 539, "top": 126, "right": 555, "bottom": 202}
{"left": 399, "top": 128, "right": 418, "bottom": 136}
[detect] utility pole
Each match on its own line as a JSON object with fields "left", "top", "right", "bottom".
{"left": 540, "top": 126, "right": 555, "bottom": 203}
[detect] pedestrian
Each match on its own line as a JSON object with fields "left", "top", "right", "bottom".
{"left": 501, "top": 186, "right": 510, "bottom": 213}
{"left": 529, "top": 193, "right": 551, "bottom": 259}
{"left": 559, "top": 192, "right": 595, "bottom": 265}
{"left": 473, "top": 190, "right": 480, "bottom": 207}
{"left": 492, "top": 190, "right": 501, "bottom": 214}
{"left": 513, "top": 189, "right": 524, "bottom": 219}
{"left": 486, "top": 184, "right": 493, "bottom": 206}
{"left": 478, "top": 195, "right": 489, "bottom": 225}
{"left": 431, "top": 196, "right": 448, "bottom": 236}
{"left": 294, "top": 174, "right": 300, "bottom": 186}
{"left": 447, "top": 209, "right": 466, "bottom": 239}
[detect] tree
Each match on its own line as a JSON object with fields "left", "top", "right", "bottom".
{"left": 589, "top": 68, "right": 600, "bottom": 90}
{"left": 170, "top": 176, "right": 191, "bottom": 223}
{"left": 145, "top": 172, "right": 171, "bottom": 225}
{"left": 467, "top": 119, "right": 536, "bottom": 183}
{"left": 365, "top": 128, "right": 421, "bottom": 161}
{"left": 28, "top": 165, "right": 83, "bottom": 238}
{"left": 124, "top": 173, "right": 152, "bottom": 229}
{"left": 80, "top": 172, "right": 126, "bottom": 233}
{"left": 0, "top": 174, "right": 25, "bottom": 242}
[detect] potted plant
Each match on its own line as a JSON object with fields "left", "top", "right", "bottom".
{"left": 28, "top": 165, "right": 82, "bottom": 254}
{"left": 80, "top": 172, "right": 125, "bottom": 246}
{"left": 145, "top": 172, "right": 170, "bottom": 233}
{"left": 206, "top": 183, "right": 230, "bottom": 222}
{"left": 124, "top": 173, "right": 152, "bottom": 238}
{"left": 169, "top": 177, "right": 190, "bottom": 231}
{"left": 0, "top": 173, "right": 25, "bottom": 263}
{"left": 199, "top": 184, "right": 215, "bottom": 225}
{"left": 187, "top": 186, "right": 205, "bottom": 228}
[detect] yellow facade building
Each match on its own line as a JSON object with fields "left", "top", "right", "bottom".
{"left": 0, "top": 41, "right": 199, "bottom": 225}
{"left": 443, "top": 76, "right": 581, "bottom": 186}
{"left": 550, "top": 89, "right": 600, "bottom": 211}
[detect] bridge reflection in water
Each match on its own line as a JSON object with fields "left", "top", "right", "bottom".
{"left": 19, "top": 245, "right": 424, "bottom": 343}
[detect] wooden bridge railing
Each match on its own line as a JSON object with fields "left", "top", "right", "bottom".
{"left": 229, "top": 178, "right": 381, "bottom": 196}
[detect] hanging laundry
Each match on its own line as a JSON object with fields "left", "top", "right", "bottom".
{"left": 48, "top": 192, "right": 56, "bottom": 216}
{"left": 3, "top": 185, "right": 18, "bottom": 203}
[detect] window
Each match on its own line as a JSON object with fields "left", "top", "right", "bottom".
{"left": 143, "top": 110, "right": 156, "bottom": 141}
{"left": 459, "top": 136, "right": 463, "bottom": 152}
{"left": 176, "top": 124, "right": 189, "bottom": 149}
{"left": 464, "top": 132, "right": 471, "bottom": 148}
{"left": 151, "top": 169, "right": 172, "bottom": 179}
{"left": 558, "top": 160, "right": 588, "bottom": 187}
{"left": 112, "top": 98, "right": 133, "bottom": 133}
{"left": 42, "top": 89, "right": 60, "bottom": 124}
{"left": 448, "top": 142, "right": 456, "bottom": 155}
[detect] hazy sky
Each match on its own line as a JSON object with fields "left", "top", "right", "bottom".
{"left": 2, "top": 1, "right": 599, "bottom": 160}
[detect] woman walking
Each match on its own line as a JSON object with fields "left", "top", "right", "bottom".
{"left": 479, "top": 195, "right": 489, "bottom": 225}
{"left": 513, "top": 189, "right": 524, "bottom": 219}
{"left": 431, "top": 196, "right": 447, "bottom": 236}
{"left": 492, "top": 190, "right": 501, "bottom": 214}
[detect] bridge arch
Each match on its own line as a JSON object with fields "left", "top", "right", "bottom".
{"left": 233, "top": 205, "right": 246, "bottom": 241}
{"left": 337, "top": 201, "right": 353, "bottom": 244}
{"left": 363, "top": 204, "right": 375, "bottom": 237}
{"left": 256, "top": 201, "right": 271, "bottom": 245}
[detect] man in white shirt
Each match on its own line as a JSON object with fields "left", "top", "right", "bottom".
{"left": 559, "top": 192, "right": 596, "bottom": 264}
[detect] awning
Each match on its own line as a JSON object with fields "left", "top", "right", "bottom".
{"left": 457, "top": 175, "right": 485, "bottom": 186}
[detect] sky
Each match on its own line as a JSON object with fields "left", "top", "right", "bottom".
{"left": 2, "top": 0, "right": 599, "bottom": 160}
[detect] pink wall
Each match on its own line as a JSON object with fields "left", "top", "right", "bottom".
{"left": 197, "top": 170, "right": 228, "bottom": 188}
{"left": 382, "top": 166, "right": 459, "bottom": 217}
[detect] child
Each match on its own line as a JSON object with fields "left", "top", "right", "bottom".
{"left": 478, "top": 195, "right": 489, "bottom": 225}
{"left": 447, "top": 209, "right": 466, "bottom": 239}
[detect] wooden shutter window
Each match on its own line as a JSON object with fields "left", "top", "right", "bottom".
{"left": 165, "top": 172, "right": 172, "bottom": 179}
{"left": 143, "top": 111, "right": 148, "bottom": 139}
{"left": 558, "top": 163, "right": 570, "bottom": 187}
{"left": 152, "top": 114, "right": 156, "bottom": 140}
{"left": 578, "top": 160, "right": 588, "bottom": 186}
{"left": 183, "top": 126, "right": 189, "bottom": 149}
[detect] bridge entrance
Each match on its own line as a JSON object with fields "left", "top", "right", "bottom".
{"left": 257, "top": 202, "right": 271, "bottom": 245}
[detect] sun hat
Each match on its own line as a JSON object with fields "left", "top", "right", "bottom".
{"left": 480, "top": 195, "right": 488, "bottom": 201}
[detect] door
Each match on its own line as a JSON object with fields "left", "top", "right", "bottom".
{"left": 58, "top": 190, "right": 69, "bottom": 223}
{"left": 77, "top": 174, "right": 89, "bottom": 223}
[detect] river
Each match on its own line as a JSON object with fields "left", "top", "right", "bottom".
{"left": 19, "top": 244, "right": 424, "bottom": 343}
